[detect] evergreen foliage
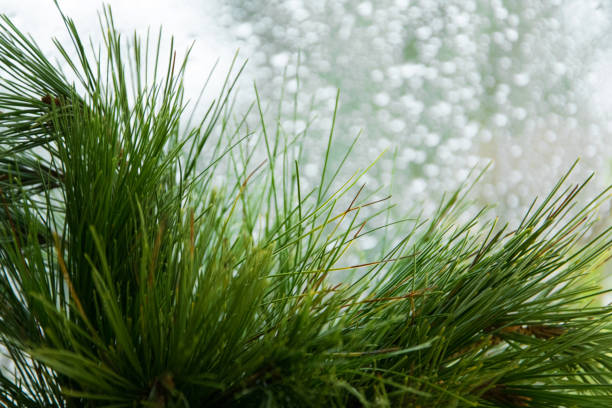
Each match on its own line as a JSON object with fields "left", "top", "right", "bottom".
{"left": 1, "top": 6, "right": 611, "bottom": 407}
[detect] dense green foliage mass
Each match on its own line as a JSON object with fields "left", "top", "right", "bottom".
{"left": 1, "top": 7, "right": 611, "bottom": 408}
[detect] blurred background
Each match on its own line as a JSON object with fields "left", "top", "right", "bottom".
{"left": 220, "top": 0, "right": 612, "bottom": 217}
{"left": 5, "top": 0, "right": 612, "bottom": 290}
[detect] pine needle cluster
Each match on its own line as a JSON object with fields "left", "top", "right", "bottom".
{"left": 1, "top": 6, "right": 611, "bottom": 408}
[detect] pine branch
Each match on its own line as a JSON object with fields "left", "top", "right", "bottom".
{"left": 0, "top": 4, "right": 611, "bottom": 408}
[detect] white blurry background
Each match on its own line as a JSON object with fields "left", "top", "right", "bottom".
{"left": 4, "top": 1, "right": 612, "bottom": 292}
